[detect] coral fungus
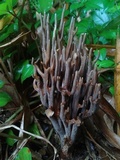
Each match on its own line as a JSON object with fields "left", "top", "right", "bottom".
{"left": 33, "top": 6, "right": 100, "bottom": 158}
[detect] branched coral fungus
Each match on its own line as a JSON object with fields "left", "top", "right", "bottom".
{"left": 33, "top": 6, "right": 101, "bottom": 159}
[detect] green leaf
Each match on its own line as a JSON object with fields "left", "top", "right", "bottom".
{"left": 0, "top": 92, "right": 12, "bottom": 107}
{"left": 6, "top": 0, "right": 13, "bottom": 11}
{"left": 96, "top": 60, "right": 115, "bottom": 68}
{"left": 21, "top": 64, "right": 34, "bottom": 83}
{"left": 99, "top": 36, "right": 108, "bottom": 44}
{"left": 29, "top": 123, "right": 40, "bottom": 136}
{"left": 14, "top": 60, "right": 34, "bottom": 82}
{"left": 12, "top": 0, "right": 18, "bottom": 7}
{"left": 85, "top": 0, "right": 113, "bottom": 11}
{"left": 94, "top": 48, "right": 106, "bottom": 60}
{"left": 0, "top": 80, "right": 5, "bottom": 88}
{"left": 37, "top": 0, "right": 53, "bottom": 13}
{"left": 85, "top": 0, "right": 103, "bottom": 10}
{"left": 15, "top": 147, "right": 32, "bottom": 160}
{"left": 6, "top": 129, "right": 17, "bottom": 146}
{"left": 70, "top": 2, "right": 84, "bottom": 13}
{"left": 14, "top": 60, "right": 29, "bottom": 81}
{"left": 100, "top": 29, "right": 116, "bottom": 40}
{"left": 0, "top": 0, "right": 14, "bottom": 15}
{"left": 0, "top": 3, "right": 8, "bottom": 15}
{"left": 92, "top": 9, "right": 110, "bottom": 26}
{"left": 105, "top": 15, "right": 120, "bottom": 30}
{"left": 109, "top": 86, "right": 115, "bottom": 96}
{"left": 0, "top": 23, "right": 15, "bottom": 42}
{"left": 76, "top": 17, "right": 93, "bottom": 34}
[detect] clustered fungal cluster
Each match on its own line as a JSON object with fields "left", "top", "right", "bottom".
{"left": 33, "top": 7, "right": 101, "bottom": 156}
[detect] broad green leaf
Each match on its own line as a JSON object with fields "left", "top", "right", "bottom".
{"left": 6, "top": 129, "right": 17, "bottom": 146}
{"left": 99, "top": 36, "right": 108, "bottom": 44}
{"left": 109, "top": 86, "right": 115, "bottom": 96}
{"left": 14, "top": 60, "right": 29, "bottom": 81}
{"left": 70, "top": 2, "right": 84, "bottom": 13}
{"left": 0, "top": 23, "right": 16, "bottom": 42}
{"left": 29, "top": 123, "right": 40, "bottom": 136}
{"left": 0, "top": 8, "right": 18, "bottom": 33}
{"left": 85, "top": 0, "right": 113, "bottom": 11}
{"left": 100, "top": 29, "right": 116, "bottom": 40}
{"left": 92, "top": 9, "right": 110, "bottom": 26}
{"left": 100, "top": 0, "right": 114, "bottom": 11}
{"left": 94, "top": 48, "right": 106, "bottom": 60}
{"left": 0, "top": 3, "right": 8, "bottom": 15}
{"left": 15, "top": 147, "right": 32, "bottom": 160}
{"left": 21, "top": 64, "right": 34, "bottom": 83}
{"left": 76, "top": 17, "right": 93, "bottom": 34}
{"left": 12, "top": 0, "right": 18, "bottom": 7}
{"left": 37, "top": 0, "right": 53, "bottom": 13}
{"left": 0, "top": 80, "right": 5, "bottom": 88}
{"left": 85, "top": 0, "right": 103, "bottom": 10}
{"left": 0, "top": 92, "right": 12, "bottom": 107}
{"left": 0, "top": 0, "right": 15, "bottom": 15}
{"left": 105, "top": 15, "right": 120, "bottom": 30}
{"left": 108, "top": 4, "right": 120, "bottom": 14}
{"left": 6, "top": 0, "right": 13, "bottom": 11}
{"left": 0, "top": 13, "right": 15, "bottom": 31}
{"left": 96, "top": 60, "right": 115, "bottom": 68}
